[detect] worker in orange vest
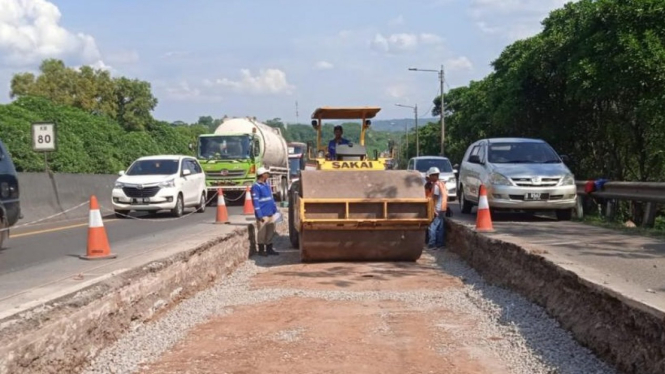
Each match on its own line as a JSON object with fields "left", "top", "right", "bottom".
{"left": 425, "top": 167, "right": 448, "bottom": 250}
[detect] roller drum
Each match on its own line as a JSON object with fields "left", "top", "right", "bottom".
{"left": 297, "top": 169, "right": 428, "bottom": 262}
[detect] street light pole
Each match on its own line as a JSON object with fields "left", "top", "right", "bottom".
{"left": 396, "top": 103, "right": 419, "bottom": 157}
{"left": 408, "top": 65, "right": 445, "bottom": 156}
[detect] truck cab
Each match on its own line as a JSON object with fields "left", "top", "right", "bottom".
{"left": 288, "top": 142, "right": 308, "bottom": 187}
{"left": 0, "top": 138, "right": 21, "bottom": 248}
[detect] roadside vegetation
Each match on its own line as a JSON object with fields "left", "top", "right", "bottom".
{"left": 1, "top": 59, "right": 396, "bottom": 174}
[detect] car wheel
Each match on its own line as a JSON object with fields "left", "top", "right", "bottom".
{"left": 0, "top": 216, "right": 7, "bottom": 250}
{"left": 114, "top": 210, "right": 130, "bottom": 219}
{"left": 171, "top": 194, "right": 184, "bottom": 217}
{"left": 460, "top": 187, "right": 472, "bottom": 214}
{"left": 196, "top": 192, "right": 206, "bottom": 213}
{"left": 555, "top": 209, "right": 573, "bottom": 221}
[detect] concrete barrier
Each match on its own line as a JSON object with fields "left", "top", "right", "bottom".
{"left": 445, "top": 218, "right": 665, "bottom": 374}
{"left": 17, "top": 172, "right": 118, "bottom": 223}
{"left": 0, "top": 224, "right": 254, "bottom": 374}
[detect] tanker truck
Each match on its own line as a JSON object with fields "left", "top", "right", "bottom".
{"left": 194, "top": 117, "right": 290, "bottom": 204}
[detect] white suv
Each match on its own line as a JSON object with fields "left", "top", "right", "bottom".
{"left": 112, "top": 155, "right": 208, "bottom": 218}
{"left": 457, "top": 138, "right": 577, "bottom": 220}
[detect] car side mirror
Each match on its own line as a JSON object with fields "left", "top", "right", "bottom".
{"left": 560, "top": 154, "right": 570, "bottom": 163}
{"left": 468, "top": 155, "right": 481, "bottom": 164}
{"left": 118, "top": 170, "right": 125, "bottom": 176}
{"left": 182, "top": 169, "right": 192, "bottom": 176}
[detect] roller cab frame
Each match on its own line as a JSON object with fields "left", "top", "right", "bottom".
{"left": 287, "top": 106, "right": 433, "bottom": 263}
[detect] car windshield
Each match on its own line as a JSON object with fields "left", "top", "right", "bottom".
{"left": 126, "top": 159, "right": 179, "bottom": 175}
{"left": 488, "top": 142, "right": 561, "bottom": 163}
{"left": 415, "top": 158, "right": 453, "bottom": 173}
{"left": 198, "top": 135, "right": 251, "bottom": 160}
{"left": 289, "top": 144, "right": 306, "bottom": 155}
{"left": 0, "top": 142, "right": 15, "bottom": 175}
{"left": 288, "top": 158, "right": 301, "bottom": 175}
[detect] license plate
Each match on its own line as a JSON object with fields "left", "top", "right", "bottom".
{"left": 525, "top": 192, "right": 547, "bottom": 201}
{"left": 131, "top": 198, "right": 150, "bottom": 204}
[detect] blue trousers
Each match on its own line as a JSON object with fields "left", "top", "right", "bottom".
{"left": 427, "top": 213, "right": 445, "bottom": 248}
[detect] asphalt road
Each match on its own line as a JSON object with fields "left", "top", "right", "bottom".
{"left": 1, "top": 205, "right": 245, "bottom": 276}
{"left": 448, "top": 203, "right": 665, "bottom": 308}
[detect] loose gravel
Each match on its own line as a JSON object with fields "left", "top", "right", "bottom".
{"left": 81, "top": 223, "right": 616, "bottom": 374}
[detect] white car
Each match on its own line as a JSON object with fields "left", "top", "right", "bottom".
{"left": 112, "top": 155, "right": 208, "bottom": 218}
{"left": 406, "top": 156, "right": 457, "bottom": 201}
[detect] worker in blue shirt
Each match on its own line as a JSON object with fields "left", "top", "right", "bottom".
{"left": 327, "top": 125, "right": 350, "bottom": 160}
{"left": 251, "top": 166, "right": 279, "bottom": 256}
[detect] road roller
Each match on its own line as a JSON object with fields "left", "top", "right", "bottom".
{"left": 287, "top": 106, "right": 433, "bottom": 263}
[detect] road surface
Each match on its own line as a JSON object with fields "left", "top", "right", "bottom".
{"left": 0, "top": 205, "right": 246, "bottom": 306}
{"left": 447, "top": 203, "right": 665, "bottom": 308}
{"left": 81, "top": 225, "right": 615, "bottom": 374}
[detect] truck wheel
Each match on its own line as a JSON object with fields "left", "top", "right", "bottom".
{"left": 288, "top": 181, "right": 300, "bottom": 249}
{"left": 280, "top": 177, "right": 288, "bottom": 202}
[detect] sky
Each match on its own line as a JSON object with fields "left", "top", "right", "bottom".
{"left": 0, "top": 0, "right": 571, "bottom": 124}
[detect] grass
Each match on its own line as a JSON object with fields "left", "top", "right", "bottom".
{"left": 574, "top": 215, "right": 665, "bottom": 239}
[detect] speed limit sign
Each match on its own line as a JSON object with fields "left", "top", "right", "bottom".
{"left": 31, "top": 122, "right": 57, "bottom": 152}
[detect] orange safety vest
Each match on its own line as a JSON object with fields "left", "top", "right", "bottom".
{"left": 428, "top": 181, "right": 447, "bottom": 212}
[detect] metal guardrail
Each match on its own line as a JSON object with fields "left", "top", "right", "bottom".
{"left": 575, "top": 181, "right": 665, "bottom": 204}
{"left": 575, "top": 181, "right": 664, "bottom": 227}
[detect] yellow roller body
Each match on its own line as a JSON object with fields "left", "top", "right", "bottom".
{"left": 292, "top": 169, "right": 432, "bottom": 262}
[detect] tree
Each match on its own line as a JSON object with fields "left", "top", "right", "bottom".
{"left": 113, "top": 77, "right": 158, "bottom": 131}
{"left": 9, "top": 58, "right": 158, "bottom": 131}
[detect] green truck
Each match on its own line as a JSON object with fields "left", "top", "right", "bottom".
{"left": 192, "top": 117, "right": 290, "bottom": 204}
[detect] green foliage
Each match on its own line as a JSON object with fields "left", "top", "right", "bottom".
{"left": 0, "top": 96, "right": 205, "bottom": 173}
{"left": 10, "top": 59, "right": 158, "bottom": 131}
{"left": 404, "top": 0, "right": 665, "bottom": 180}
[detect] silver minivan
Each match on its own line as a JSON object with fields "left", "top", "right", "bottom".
{"left": 406, "top": 156, "right": 457, "bottom": 201}
{"left": 457, "top": 138, "right": 576, "bottom": 220}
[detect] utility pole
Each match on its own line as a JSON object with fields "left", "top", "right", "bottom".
{"left": 439, "top": 65, "right": 444, "bottom": 156}
{"left": 396, "top": 103, "right": 419, "bottom": 157}
{"left": 408, "top": 65, "right": 445, "bottom": 156}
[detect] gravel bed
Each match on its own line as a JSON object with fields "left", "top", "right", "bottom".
{"left": 81, "top": 228, "right": 616, "bottom": 374}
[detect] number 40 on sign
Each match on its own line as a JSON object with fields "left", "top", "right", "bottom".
{"left": 31, "top": 122, "right": 57, "bottom": 152}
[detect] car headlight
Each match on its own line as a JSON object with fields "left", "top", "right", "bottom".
{"left": 114, "top": 182, "right": 124, "bottom": 189}
{"left": 159, "top": 179, "right": 176, "bottom": 188}
{"left": 489, "top": 172, "right": 511, "bottom": 186}
{"left": 560, "top": 174, "right": 575, "bottom": 186}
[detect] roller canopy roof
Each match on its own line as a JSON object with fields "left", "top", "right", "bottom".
{"left": 311, "top": 106, "right": 381, "bottom": 120}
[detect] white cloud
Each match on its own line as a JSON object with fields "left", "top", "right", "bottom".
{"left": 155, "top": 80, "right": 223, "bottom": 103}
{"left": 0, "top": 0, "right": 102, "bottom": 66}
{"left": 313, "top": 61, "right": 334, "bottom": 70}
{"left": 469, "top": 0, "right": 571, "bottom": 40}
{"left": 445, "top": 56, "right": 474, "bottom": 72}
{"left": 205, "top": 68, "right": 295, "bottom": 95}
{"left": 161, "top": 51, "right": 190, "bottom": 59}
{"left": 385, "top": 84, "right": 410, "bottom": 100}
{"left": 370, "top": 33, "right": 443, "bottom": 54}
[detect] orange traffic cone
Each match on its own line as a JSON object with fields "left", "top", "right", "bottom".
{"left": 475, "top": 185, "right": 494, "bottom": 232}
{"left": 243, "top": 186, "right": 254, "bottom": 215}
{"left": 215, "top": 188, "right": 230, "bottom": 224}
{"left": 80, "top": 195, "right": 117, "bottom": 260}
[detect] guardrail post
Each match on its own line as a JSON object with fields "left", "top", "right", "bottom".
{"left": 605, "top": 200, "right": 616, "bottom": 220}
{"left": 642, "top": 202, "right": 657, "bottom": 228}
